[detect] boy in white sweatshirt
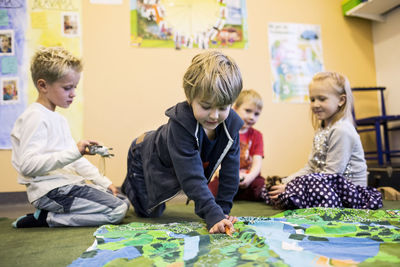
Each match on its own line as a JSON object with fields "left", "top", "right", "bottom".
{"left": 11, "top": 47, "right": 128, "bottom": 228}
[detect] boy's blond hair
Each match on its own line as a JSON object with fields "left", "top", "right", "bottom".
{"left": 234, "top": 89, "right": 263, "bottom": 110}
{"left": 183, "top": 51, "right": 242, "bottom": 106}
{"left": 30, "top": 47, "right": 82, "bottom": 87}
{"left": 309, "top": 71, "right": 354, "bottom": 129}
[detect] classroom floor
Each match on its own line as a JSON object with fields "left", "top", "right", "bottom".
{"left": 1, "top": 191, "right": 399, "bottom": 267}
{"left": 0, "top": 195, "right": 286, "bottom": 267}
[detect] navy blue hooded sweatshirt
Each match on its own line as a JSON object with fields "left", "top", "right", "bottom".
{"left": 139, "top": 101, "right": 243, "bottom": 229}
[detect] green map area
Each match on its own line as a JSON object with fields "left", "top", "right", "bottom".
{"left": 71, "top": 208, "right": 400, "bottom": 267}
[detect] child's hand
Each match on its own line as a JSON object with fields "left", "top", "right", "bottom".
{"left": 77, "top": 140, "right": 98, "bottom": 155}
{"left": 268, "top": 184, "right": 286, "bottom": 200}
{"left": 239, "top": 173, "right": 252, "bottom": 188}
{"left": 239, "top": 170, "right": 254, "bottom": 189}
{"left": 108, "top": 184, "right": 119, "bottom": 196}
{"left": 209, "top": 218, "right": 234, "bottom": 235}
{"left": 225, "top": 214, "right": 238, "bottom": 223}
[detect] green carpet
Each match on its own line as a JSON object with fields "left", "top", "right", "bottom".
{"left": 0, "top": 200, "right": 399, "bottom": 267}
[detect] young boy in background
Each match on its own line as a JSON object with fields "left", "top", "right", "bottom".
{"left": 122, "top": 50, "right": 243, "bottom": 234}
{"left": 11, "top": 46, "right": 128, "bottom": 228}
{"left": 209, "top": 89, "right": 265, "bottom": 201}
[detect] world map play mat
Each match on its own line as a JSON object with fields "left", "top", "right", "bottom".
{"left": 70, "top": 208, "right": 400, "bottom": 266}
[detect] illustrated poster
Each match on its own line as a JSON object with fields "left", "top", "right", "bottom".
{"left": 268, "top": 23, "right": 324, "bottom": 103}
{"left": 130, "top": 0, "right": 248, "bottom": 49}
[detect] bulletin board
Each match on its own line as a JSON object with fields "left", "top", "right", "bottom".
{"left": 0, "top": 0, "right": 28, "bottom": 149}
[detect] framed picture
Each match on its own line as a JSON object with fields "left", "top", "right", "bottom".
{"left": 1, "top": 77, "right": 19, "bottom": 104}
{"left": 0, "top": 30, "right": 14, "bottom": 56}
{"left": 62, "top": 12, "right": 80, "bottom": 37}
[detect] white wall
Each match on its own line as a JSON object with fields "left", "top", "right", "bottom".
{"left": 372, "top": 6, "right": 400, "bottom": 162}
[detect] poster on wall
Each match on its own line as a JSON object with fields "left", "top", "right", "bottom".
{"left": 268, "top": 23, "right": 324, "bottom": 103}
{"left": 26, "top": 0, "right": 83, "bottom": 142}
{"left": 0, "top": 0, "right": 28, "bottom": 149}
{"left": 130, "top": 0, "right": 248, "bottom": 49}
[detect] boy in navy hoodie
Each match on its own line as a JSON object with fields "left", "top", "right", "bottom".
{"left": 122, "top": 51, "right": 243, "bottom": 234}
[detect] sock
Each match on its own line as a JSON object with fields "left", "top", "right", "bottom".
{"left": 12, "top": 209, "right": 49, "bottom": 228}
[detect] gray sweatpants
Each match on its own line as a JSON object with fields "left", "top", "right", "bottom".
{"left": 32, "top": 184, "right": 129, "bottom": 227}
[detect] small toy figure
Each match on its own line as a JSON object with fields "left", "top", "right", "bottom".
{"left": 89, "top": 145, "right": 114, "bottom": 157}
{"left": 264, "top": 176, "right": 282, "bottom": 191}
{"left": 263, "top": 176, "right": 284, "bottom": 209}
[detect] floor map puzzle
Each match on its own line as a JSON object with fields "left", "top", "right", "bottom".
{"left": 70, "top": 208, "right": 400, "bottom": 266}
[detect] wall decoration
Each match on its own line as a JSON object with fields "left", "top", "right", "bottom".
{"left": 0, "top": 29, "right": 14, "bottom": 55}
{"left": 62, "top": 12, "right": 80, "bottom": 37}
{"left": 1, "top": 77, "right": 19, "bottom": 104}
{"left": 268, "top": 23, "right": 324, "bottom": 103}
{"left": 0, "top": 0, "right": 27, "bottom": 149}
{"left": 130, "top": 0, "right": 248, "bottom": 49}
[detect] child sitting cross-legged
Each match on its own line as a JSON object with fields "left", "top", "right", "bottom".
{"left": 264, "top": 71, "right": 382, "bottom": 209}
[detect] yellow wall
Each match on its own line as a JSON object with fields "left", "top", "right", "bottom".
{"left": 0, "top": 0, "right": 377, "bottom": 192}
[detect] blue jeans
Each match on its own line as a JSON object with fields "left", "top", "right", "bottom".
{"left": 121, "top": 138, "right": 165, "bottom": 218}
{"left": 32, "top": 184, "right": 129, "bottom": 227}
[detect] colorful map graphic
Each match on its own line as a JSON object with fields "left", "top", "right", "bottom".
{"left": 70, "top": 208, "right": 400, "bottom": 266}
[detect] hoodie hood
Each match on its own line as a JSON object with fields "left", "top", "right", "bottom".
{"left": 165, "top": 101, "right": 243, "bottom": 140}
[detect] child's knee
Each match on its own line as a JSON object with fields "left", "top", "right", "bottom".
{"left": 148, "top": 203, "right": 165, "bottom": 218}
{"left": 108, "top": 202, "right": 128, "bottom": 224}
{"left": 134, "top": 203, "right": 165, "bottom": 218}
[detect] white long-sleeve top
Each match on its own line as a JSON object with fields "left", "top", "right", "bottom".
{"left": 11, "top": 103, "right": 112, "bottom": 203}
{"left": 283, "top": 119, "right": 367, "bottom": 186}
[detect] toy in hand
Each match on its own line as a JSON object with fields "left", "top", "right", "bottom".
{"left": 89, "top": 145, "right": 114, "bottom": 157}
{"left": 264, "top": 176, "right": 284, "bottom": 209}
{"left": 264, "top": 176, "right": 282, "bottom": 190}
{"left": 239, "top": 170, "right": 250, "bottom": 182}
{"left": 225, "top": 226, "right": 232, "bottom": 236}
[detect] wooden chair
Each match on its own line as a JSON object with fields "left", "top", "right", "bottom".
{"left": 352, "top": 87, "right": 400, "bottom": 165}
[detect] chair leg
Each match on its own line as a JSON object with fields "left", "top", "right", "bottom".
{"left": 375, "top": 121, "right": 384, "bottom": 165}
{"left": 383, "top": 121, "right": 391, "bottom": 164}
